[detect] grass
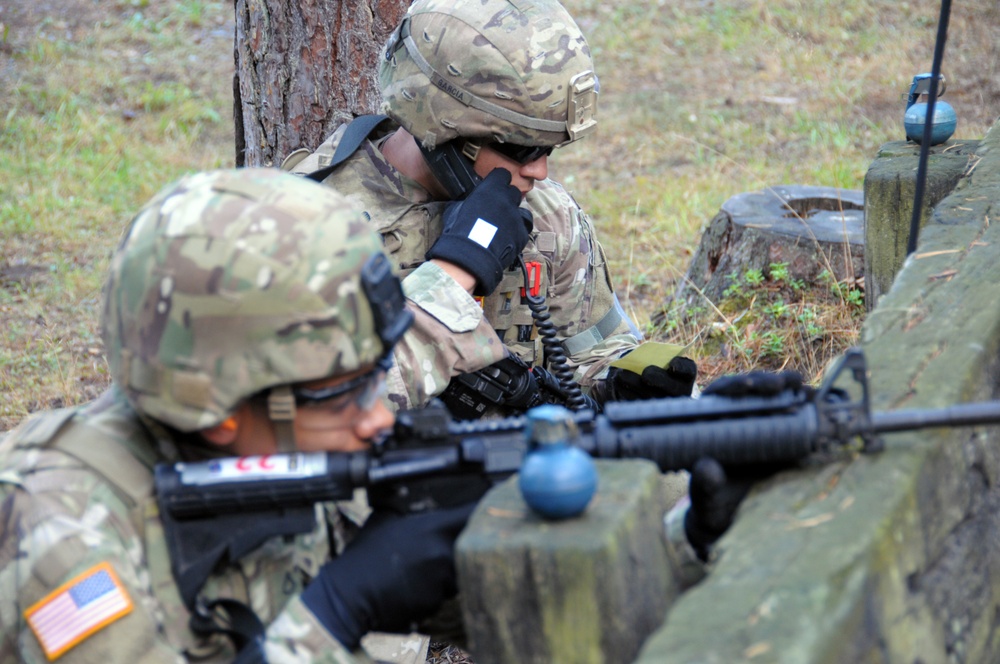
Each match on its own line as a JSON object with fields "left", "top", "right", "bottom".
{"left": 552, "top": 0, "right": 999, "bottom": 384}
{"left": 1, "top": 0, "right": 997, "bottom": 431}
{"left": 1, "top": 0, "right": 234, "bottom": 430}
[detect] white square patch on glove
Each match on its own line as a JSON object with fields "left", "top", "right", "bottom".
{"left": 468, "top": 218, "right": 498, "bottom": 248}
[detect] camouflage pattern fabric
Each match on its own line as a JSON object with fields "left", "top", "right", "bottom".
{"left": 380, "top": 0, "right": 597, "bottom": 149}
{"left": 0, "top": 392, "right": 368, "bottom": 663}
{"left": 291, "top": 124, "right": 640, "bottom": 412}
{"left": 101, "top": 168, "right": 395, "bottom": 433}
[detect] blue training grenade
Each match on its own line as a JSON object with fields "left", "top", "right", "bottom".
{"left": 519, "top": 404, "right": 598, "bottom": 519}
{"left": 903, "top": 73, "right": 956, "bottom": 145}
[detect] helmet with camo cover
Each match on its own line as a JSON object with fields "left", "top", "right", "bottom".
{"left": 379, "top": 0, "right": 599, "bottom": 151}
{"left": 101, "top": 168, "right": 412, "bottom": 433}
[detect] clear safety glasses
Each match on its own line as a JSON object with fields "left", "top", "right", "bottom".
{"left": 293, "top": 368, "right": 387, "bottom": 414}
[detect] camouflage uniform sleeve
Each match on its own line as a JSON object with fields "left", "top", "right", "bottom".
{"left": 0, "top": 445, "right": 365, "bottom": 664}
{"left": 527, "top": 180, "right": 642, "bottom": 389}
{"left": 386, "top": 261, "right": 507, "bottom": 411}
{"left": 264, "top": 596, "right": 371, "bottom": 664}
{"left": 0, "top": 457, "right": 187, "bottom": 663}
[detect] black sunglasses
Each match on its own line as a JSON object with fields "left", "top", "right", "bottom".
{"left": 488, "top": 142, "right": 554, "bottom": 165}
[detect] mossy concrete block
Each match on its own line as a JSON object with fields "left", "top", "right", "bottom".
{"left": 635, "top": 118, "right": 1000, "bottom": 663}
{"left": 863, "top": 139, "right": 979, "bottom": 311}
{"left": 456, "top": 459, "right": 677, "bottom": 664}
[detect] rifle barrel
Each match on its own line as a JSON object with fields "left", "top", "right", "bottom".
{"left": 871, "top": 401, "right": 1000, "bottom": 433}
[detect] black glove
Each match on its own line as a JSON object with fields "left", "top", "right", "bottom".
{"left": 702, "top": 369, "right": 806, "bottom": 398}
{"left": 597, "top": 355, "right": 698, "bottom": 403}
{"left": 426, "top": 169, "right": 533, "bottom": 296}
{"left": 684, "top": 457, "right": 794, "bottom": 562}
{"left": 301, "top": 503, "right": 475, "bottom": 649}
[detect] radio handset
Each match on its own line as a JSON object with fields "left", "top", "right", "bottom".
{"left": 416, "top": 139, "right": 483, "bottom": 200}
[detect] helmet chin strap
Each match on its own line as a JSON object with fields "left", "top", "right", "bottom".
{"left": 267, "top": 385, "right": 299, "bottom": 454}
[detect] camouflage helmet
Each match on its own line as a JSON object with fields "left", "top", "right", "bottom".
{"left": 379, "top": 0, "right": 599, "bottom": 151}
{"left": 101, "top": 168, "right": 411, "bottom": 433}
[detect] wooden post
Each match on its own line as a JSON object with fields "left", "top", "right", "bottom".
{"left": 455, "top": 460, "right": 681, "bottom": 664}
{"left": 862, "top": 139, "right": 979, "bottom": 311}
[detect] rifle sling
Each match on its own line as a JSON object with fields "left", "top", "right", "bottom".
{"left": 189, "top": 597, "right": 268, "bottom": 664}
{"left": 305, "top": 114, "right": 391, "bottom": 183}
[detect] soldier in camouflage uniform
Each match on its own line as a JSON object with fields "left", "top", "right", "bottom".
{"left": 286, "top": 0, "right": 698, "bottom": 414}
{"left": 0, "top": 169, "right": 469, "bottom": 663}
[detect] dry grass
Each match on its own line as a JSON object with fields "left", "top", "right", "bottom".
{"left": 551, "top": 0, "right": 999, "bottom": 384}
{"left": 1, "top": 0, "right": 998, "bottom": 431}
{"left": 0, "top": 0, "right": 235, "bottom": 430}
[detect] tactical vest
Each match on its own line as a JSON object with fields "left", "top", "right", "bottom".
{"left": 285, "top": 122, "right": 574, "bottom": 369}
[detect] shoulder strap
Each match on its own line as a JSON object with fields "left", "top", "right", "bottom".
{"left": 5, "top": 403, "right": 151, "bottom": 508}
{"left": 50, "top": 431, "right": 154, "bottom": 508}
{"left": 5, "top": 405, "right": 156, "bottom": 546}
{"left": 305, "top": 114, "right": 391, "bottom": 183}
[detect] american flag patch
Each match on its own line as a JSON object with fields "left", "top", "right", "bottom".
{"left": 24, "top": 562, "right": 133, "bottom": 660}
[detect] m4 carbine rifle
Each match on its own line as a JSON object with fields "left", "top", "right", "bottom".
{"left": 155, "top": 348, "right": 1000, "bottom": 607}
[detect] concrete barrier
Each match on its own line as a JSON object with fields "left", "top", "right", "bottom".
{"left": 636, "top": 118, "right": 1000, "bottom": 663}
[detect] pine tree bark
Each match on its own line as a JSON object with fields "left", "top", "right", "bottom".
{"left": 233, "top": 0, "right": 408, "bottom": 167}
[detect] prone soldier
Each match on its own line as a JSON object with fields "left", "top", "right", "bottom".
{"left": 0, "top": 169, "right": 472, "bottom": 663}
{"left": 0, "top": 167, "right": 755, "bottom": 663}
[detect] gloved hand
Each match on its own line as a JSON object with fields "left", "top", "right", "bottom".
{"left": 426, "top": 169, "right": 533, "bottom": 296}
{"left": 682, "top": 370, "right": 813, "bottom": 560}
{"left": 701, "top": 369, "right": 807, "bottom": 398}
{"left": 597, "top": 355, "right": 698, "bottom": 403}
{"left": 301, "top": 503, "right": 475, "bottom": 649}
{"left": 684, "top": 457, "right": 785, "bottom": 562}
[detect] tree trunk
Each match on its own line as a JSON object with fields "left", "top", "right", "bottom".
{"left": 233, "top": 0, "right": 408, "bottom": 167}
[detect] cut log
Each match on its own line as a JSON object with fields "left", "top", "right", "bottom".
{"left": 863, "top": 139, "right": 979, "bottom": 311}
{"left": 669, "top": 185, "right": 864, "bottom": 311}
{"left": 455, "top": 460, "right": 680, "bottom": 664}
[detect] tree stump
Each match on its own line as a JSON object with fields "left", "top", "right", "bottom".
{"left": 863, "top": 139, "right": 979, "bottom": 311}
{"left": 455, "top": 460, "right": 680, "bottom": 664}
{"left": 669, "top": 185, "right": 864, "bottom": 311}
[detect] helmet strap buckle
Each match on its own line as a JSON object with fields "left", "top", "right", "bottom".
{"left": 383, "top": 18, "right": 407, "bottom": 60}
{"left": 267, "top": 386, "right": 298, "bottom": 454}
{"left": 461, "top": 140, "right": 482, "bottom": 162}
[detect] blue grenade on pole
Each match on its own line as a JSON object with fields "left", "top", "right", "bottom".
{"left": 903, "top": 73, "right": 957, "bottom": 145}
{"left": 518, "top": 404, "right": 598, "bottom": 519}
